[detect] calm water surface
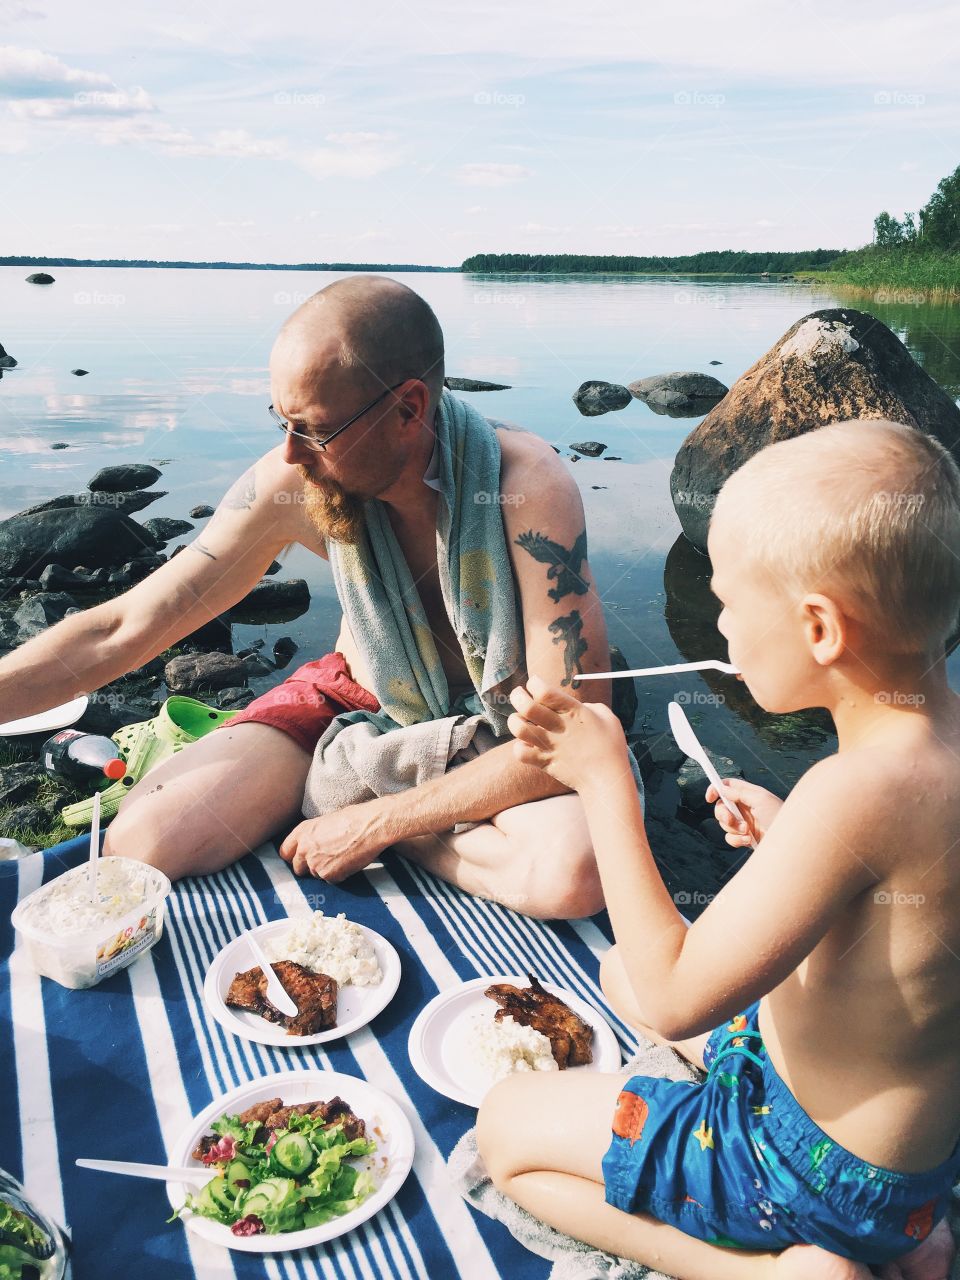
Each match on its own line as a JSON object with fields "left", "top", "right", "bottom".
{"left": 2, "top": 268, "right": 958, "bottom": 798}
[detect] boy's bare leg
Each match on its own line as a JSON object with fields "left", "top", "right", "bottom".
{"left": 600, "top": 945, "right": 712, "bottom": 1070}
{"left": 477, "top": 1071, "right": 873, "bottom": 1280}
{"left": 103, "top": 724, "right": 312, "bottom": 879}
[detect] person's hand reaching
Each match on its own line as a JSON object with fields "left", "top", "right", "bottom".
{"left": 508, "top": 674, "right": 629, "bottom": 793}
{"left": 705, "top": 778, "right": 784, "bottom": 847}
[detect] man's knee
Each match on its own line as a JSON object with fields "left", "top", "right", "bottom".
{"left": 522, "top": 831, "right": 604, "bottom": 920}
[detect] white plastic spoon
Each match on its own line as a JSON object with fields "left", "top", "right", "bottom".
{"left": 76, "top": 1158, "right": 208, "bottom": 1185}
{"left": 576, "top": 660, "right": 740, "bottom": 682}
{"left": 88, "top": 790, "right": 101, "bottom": 902}
{"left": 667, "top": 700, "right": 758, "bottom": 851}
{"left": 246, "top": 929, "right": 298, "bottom": 1017}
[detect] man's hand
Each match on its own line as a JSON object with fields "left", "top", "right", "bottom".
{"left": 508, "top": 674, "right": 629, "bottom": 793}
{"left": 278, "top": 802, "right": 389, "bottom": 880}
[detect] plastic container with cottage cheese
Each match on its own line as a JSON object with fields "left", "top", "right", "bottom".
{"left": 11, "top": 856, "right": 171, "bottom": 989}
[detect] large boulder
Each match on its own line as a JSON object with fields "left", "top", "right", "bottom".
{"left": 88, "top": 464, "right": 163, "bottom": 493}
{"left": 0, "top": 343, "right": 16, "bottom": 369}
{"left": 572, "top": 381, "right": 631, "bottom": 417}
{"left": 0, "top": 507, "right": 156, "bottom": 577}
{"left": 629, "top": 371, "right": 728, "bottom": 417}
{"left": 670, "top": 309, "right": 960, "bottom": 551}
{"left": 17, "top": 490, "right": 167, "bottom": 518}
{"left": 229, "top": 578, "right": 310, "bottom": 619}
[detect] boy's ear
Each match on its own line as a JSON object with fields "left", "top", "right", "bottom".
{"left": 801, "top": 592, "right": 848, "bottom": 667}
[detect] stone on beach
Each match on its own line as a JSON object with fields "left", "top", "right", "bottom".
{"left": 0, "top": 507, "right": 156, "bottom": 578}
{"left": 230, "top": 578, "right": 310, "bottom": 616}
{"left": 629, "top": 371, "right": 728, "bottom": 417}
{"left": 572, "top": 381, "right": 632, "bottom": 416}
{"left": 570, "top": 440, "right": 608, "bottom": 458}
{"left": 88, "top": 464, "right": 163, "bottom": 493}
{"left": 164, "top": 651, "right": 247, "bottom": 695}
{"left": 13, "top": 593, "right": 78, "bottom": 641}
{"left": 189, "top": 504, "right": 215, "bottom": 519}
{"left": 670, "top": 307, "right": 960, "bottom": 550}
{"left": 0, "top": 343, "right": 17, "bottom": 369}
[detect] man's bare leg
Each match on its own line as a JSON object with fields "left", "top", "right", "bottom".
{"left": 477, "top": 1070, "right": 880, "bottom": 1280}
{"left": 393, "top": 792, "right": 604, "bottom": 919}
{"left": 103, "top": 724, "right": 311, "bottom": 879}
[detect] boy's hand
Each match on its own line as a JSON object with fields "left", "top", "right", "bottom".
{"left": 508, "top": 675, "right": 628, "bottom": 793}
{"left": 705, "top": 778, "right": 784, "bottom": 847}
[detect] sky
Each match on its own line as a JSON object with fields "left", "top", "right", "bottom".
{"left": 0, "top": 0, "right": 958, "bottom": 266}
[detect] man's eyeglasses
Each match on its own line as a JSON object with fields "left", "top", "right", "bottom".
{"left": 269, "top": 381, "right": 409, "bottom": 453}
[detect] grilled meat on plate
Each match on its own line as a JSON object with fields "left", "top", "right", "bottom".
{"left": 226, "top": 959, "right": 337, "bottom": 1036}
{"left": 484, "top": 973, "right": 594, "bottom": 1068}
{"left": 191, "top": 1096, "right": 366, "bottom": 1160}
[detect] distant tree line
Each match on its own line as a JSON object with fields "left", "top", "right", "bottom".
{"left": 461, "top": 249, "right": 843, "bottom": 274}
{"left": 0, "top": 256, "right": 455, "bottom": 272}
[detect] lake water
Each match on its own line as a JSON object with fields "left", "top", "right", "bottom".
{"left": 2, "top": 267, "right": 959, "bottom": 800}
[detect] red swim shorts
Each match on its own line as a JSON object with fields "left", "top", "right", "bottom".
{"left": 222, "top": 651, "right": 380, "bottom": 755}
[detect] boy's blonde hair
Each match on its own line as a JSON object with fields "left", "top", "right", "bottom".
{"left": 712, "top": 419, "right": 960, "bottom": 655}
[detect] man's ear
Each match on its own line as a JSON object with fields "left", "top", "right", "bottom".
{"left": 397, "top": 378, "right": 431, "bottom": 426}
{"left": 801, "top": 592, "right": 848, "bottom": 667}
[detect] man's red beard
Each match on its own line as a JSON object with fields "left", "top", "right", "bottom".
{"left": 297, "top": 465, "right": 366, "bottom": 544}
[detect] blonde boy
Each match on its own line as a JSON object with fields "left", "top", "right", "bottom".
{"left": 478, "top": 421, "right": 960, "bottom": 1280}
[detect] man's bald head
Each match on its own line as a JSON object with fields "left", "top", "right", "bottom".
{"left": 278, "top": 274, "right": 445, "bottom": 413}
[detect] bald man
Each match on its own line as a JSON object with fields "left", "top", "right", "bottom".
{"left": 0, "top": 277, "right": 618, "bottom": 919}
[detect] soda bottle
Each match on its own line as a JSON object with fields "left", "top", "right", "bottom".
{"left": 40, "top": 729, "right": 126, "bottom": 786}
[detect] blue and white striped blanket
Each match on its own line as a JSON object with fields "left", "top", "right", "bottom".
{"left": 1, "top": 836, "right": 638, "bottom": 1278}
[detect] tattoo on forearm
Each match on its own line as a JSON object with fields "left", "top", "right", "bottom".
{"left": 222, "top": 466, "right": 257, "bottom": 510}
{"left": 548, "top": 610, "right": 588, "bottom": 686}
{"left": 515, "top": 528, "right": 589, "bottom": 602}
{"left": 190, "top": 541, "right": 218, "bottom": 561}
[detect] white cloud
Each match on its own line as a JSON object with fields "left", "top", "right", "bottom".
{"left": 465, "top": 205, "right": 486, "bottom": 214}
{"left": 0, "top": 44, "right": 111, "bottom": 96}
{"left": 297, "top": 141, "right": 400, "bottom": 180}
{"left": 458, "top": 162, "right": 531, "bottom": 187}
{"left": 520, "top": 221, "right": 570, "bottom": 234}
{"left": 324, "top": 130, "right": 390, "bottom": 145}
{"left": 9, "top": 83, "right": 153, "bottom": 118}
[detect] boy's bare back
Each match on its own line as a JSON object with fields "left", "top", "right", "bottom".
{"left": 761, "top": 700, "right": 960, "bottom": 1174}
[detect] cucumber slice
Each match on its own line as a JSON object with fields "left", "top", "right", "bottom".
{"left": 208, "top": 1176, "right": 238, "bottom": 1216}
{"left": 239, "top": 1177, "right": 296, "bottom": 1217}
{"left": 225, "top": 1158, "right": 253, "bottom": 1190}
{"left": 271, "top": 1133, "right": 315, "bottom": 1176}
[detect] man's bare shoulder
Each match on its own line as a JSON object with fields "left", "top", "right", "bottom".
{"left": 497, "top": 427, "right": 579, "bottom": 510}
{"left": 236, "top": 446, "right": 327, "bottom": 559}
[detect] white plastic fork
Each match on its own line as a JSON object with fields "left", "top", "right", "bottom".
{"left": 575, "top": 660, "right": 739, "bottom": 682}
{"left": 76, "top": 1158, "right": 208, "bottom": 1184}
{"left": 247, "top": 930, "right": 298, "bottom": 1017}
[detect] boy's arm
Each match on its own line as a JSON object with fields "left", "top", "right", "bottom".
{"left": 509, "top": 682, "right": 882, "bottom": 1039}
{"left": 581, "top": 756, "right": 881, "bottom": 1038}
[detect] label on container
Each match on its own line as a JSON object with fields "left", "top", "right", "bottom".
{"left": 95, "top": 907, "right": 159, "bottom": 978}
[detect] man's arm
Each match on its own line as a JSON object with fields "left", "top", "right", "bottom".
{"left": 0, "top": 455, "right": 297, "bottom": 723}
{"left": 373, "top": 432, "right": 614, "bottom": 836}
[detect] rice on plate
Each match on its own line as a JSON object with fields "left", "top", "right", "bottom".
{"left": 468, "top": 1011, "right": 558, "bottom": 1083}
{"left": 265, "top": 911, "right": 382, "bottom": 987}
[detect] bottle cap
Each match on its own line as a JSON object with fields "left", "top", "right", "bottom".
{"left": 103, "top": 758, "right": 127, "bottom": 780}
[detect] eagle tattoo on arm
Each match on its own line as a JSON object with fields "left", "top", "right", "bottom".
{"left": 515, "top": 528, "right": 589, "bottom": 602}
{"left": 548, "top": 611, "right": 588, "bottom": 686}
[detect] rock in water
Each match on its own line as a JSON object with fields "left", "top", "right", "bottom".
{"left": 0, "top": 344, "right": 17, "bottom": 369}
{"left": 444, "top": 377, "right": 510, "bottom": 392}
{"left": 142, "top": 517, "right": 195, "bottom": 543}
{"left": 570, "top": 440, "right": 608, "bottom": 458}
{"left": 231, "top": 578, "right": 310, "bottom": 614}
{"left": 164, "top": 651, "right": 247, "bottom": 694}
{"left": 0, "top": 507, "right": 154, "bottom": 577}
{"left": 628, "top": 371, "right": 728, "bottom": 417}
{"left": 189, "top": 504, "right": 215, "bottom": 518}
{"left": 670, "top": 308, "right": 960, "bottom": 550}
{"left": 71, "top": 368, "right": 89, "bottom": 376}
{"left": 26, "top": 272, "right": 54, "bottom": 284}
{"left": 572, "top": 381, "right": 632, "bottom": 416}
{"left": 16, "top": 490, "right": 168, "bottom": 518}
{"left": 88, "top": 463, "right": 163, "bottom": 493}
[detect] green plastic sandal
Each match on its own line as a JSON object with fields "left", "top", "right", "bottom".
{"left": 61, "top": 695, "right": 239, "bottom": 828}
